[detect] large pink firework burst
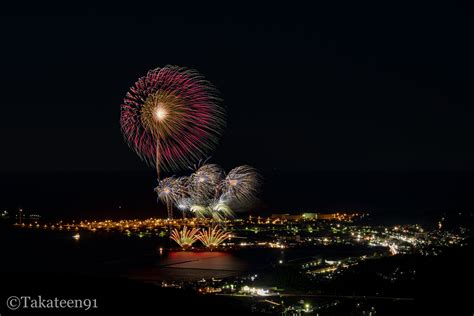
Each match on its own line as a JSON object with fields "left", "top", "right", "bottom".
{"left": 120, "top": 65, "right": 225, "bottom": 176}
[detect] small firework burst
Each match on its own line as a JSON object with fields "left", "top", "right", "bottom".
{"left": 155, "top": 177, "right": 187, "bottom": 205}
{"left": 189, "top": 163, "right": 223, "bottom": 201}
{"left": 175, "top": 197, "right": 193, "bottom": 214}
{"left": 210, "top": 198, "right": 234, "bottom": 220}
{"left": 190, "top": 204, "right": 210, "bottom": 219}
{"left": 220, "top": 165, "right": 261, "bottom": 203}
{"left": 155, "top": 177, "right": 188, "bottom": 219}
{"left": 170, "top": 226, "right": 200, "bottom": 249}
{"left": 197, "top": 226, "right": 231, "bottom": 249}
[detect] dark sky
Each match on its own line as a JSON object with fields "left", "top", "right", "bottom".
{"left": 1, "top": 3, "right": 473, "bottom": 174}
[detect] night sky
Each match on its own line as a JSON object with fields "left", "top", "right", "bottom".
{"left": 1, "top": 3, "right": 474, "bottom": 217}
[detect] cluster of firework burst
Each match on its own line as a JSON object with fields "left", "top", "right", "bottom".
{"left": 120, "top": 66, "right": 261, "bottom": 249}
{"left": 170, "top": 226, "right": 230, "bottom": 249}
{"left": 155, "top": 163, "right": 261, "bottom": 220}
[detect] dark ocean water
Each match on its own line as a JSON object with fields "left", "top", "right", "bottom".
{"left": 0, "top": 226, "right": 381, "bottom": 281}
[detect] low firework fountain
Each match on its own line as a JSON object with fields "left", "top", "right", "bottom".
{"left": 197, "top": 226, "right": 231, "bottom": 250}
{"left": 170, "top": 226, "right": 200, "bottom": 250}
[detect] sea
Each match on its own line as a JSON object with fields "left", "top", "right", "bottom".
{"left": 0, "top": 225, "right": 382, "bottom": 282}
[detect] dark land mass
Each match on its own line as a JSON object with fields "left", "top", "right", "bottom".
{"left": 1, "top": 220, "right": 473, "bottom": 315}
{"left": 0, "top": 272, "right": 251, "bottom": 316}
{"left": 0, "top": 241, "right": 472, "bottom": 315}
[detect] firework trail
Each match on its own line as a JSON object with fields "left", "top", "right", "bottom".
{"left": 220, "top": 165, "right": 261, "bottom": 203}
{"left": 170, "top": 226, "right": 200, "bottom": 249}
{"left": 197, "top": 226, "right": 231, "bottom": 249}
{"left": 120, "top": 66, "right": 226, "bottom": 179}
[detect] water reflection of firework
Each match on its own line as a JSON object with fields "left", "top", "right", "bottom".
{"left": 170, "top": 226, "right": 200, "bottom": 249}
{"left": 197, "top": 226, "right": 231, "bottom": 249}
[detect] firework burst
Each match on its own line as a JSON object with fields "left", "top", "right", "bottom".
{"left": 120, "top": 65, "right": 226, "bottom": 177}
{"left": 170, "top": 226, "right": 200, "bottom": 249}
{"left": 189, "top": 163, "right": 223, "bottom": 201}
{"left": 197, "top": 226, "right": 231, "bottom": 249}
{"left": 155, "top": 177, "right": 188, "bottom": 219}
{"left": 220, "top": 165, "right": 261, "bottom": 203}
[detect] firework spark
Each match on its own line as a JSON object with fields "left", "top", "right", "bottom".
{"left": 220, "top": 165, "right": 261, "bottom": 203}
{"left": 170, "top": 226, "right": 200, "bottom": 249}
{"left": 120, "top": 65, "right": 226, "bottom": 177}
{"left": 197, "top": 226, "right": 230, "bottom": 249}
